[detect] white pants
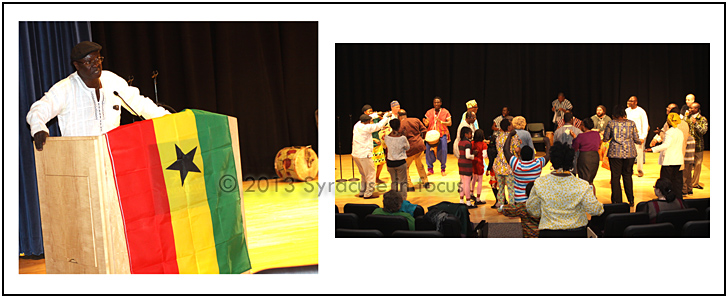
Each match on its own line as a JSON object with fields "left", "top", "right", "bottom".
{"left": 353, "top": 157, "right": 376, "bottom": 197}
{"left": 635, "top": 143, "right": 644, "bottom": 172}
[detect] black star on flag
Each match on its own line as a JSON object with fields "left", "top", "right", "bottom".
{"left": 166, "top": 144, "right": 201, "bottom": 186}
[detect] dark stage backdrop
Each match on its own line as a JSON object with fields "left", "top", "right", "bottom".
{"left": 335, "top": 43, "right": 710, "bottom": 155}
{"left": 92, "top": 22, "right": 318, "bottom": 178}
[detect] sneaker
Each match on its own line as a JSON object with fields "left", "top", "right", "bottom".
{"left": 423, "top": 182, "right": 433, "bottom": 189}
{"left": 407, "top": 187, "right": 415, "bottom": 192}
{"left": 695, "top": 185, "right": 704, "bottom": 190}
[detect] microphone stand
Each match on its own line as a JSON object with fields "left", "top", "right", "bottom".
{"left": 336, "top": 116, "right": 347, "bottom": 182}
{"left": 149, "top": 70, "right": 177, "bottom": 114}
{"left": 152, "top": 70, "right": 159, "bottom": 104}
{"left": 348, "top": 114, "right": 359, "bottom": 182}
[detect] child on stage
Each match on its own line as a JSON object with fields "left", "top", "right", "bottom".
{"left": 457, "top": 127, "right": 476, "bottom": 207}
{"left": 471, "top": 129, "right": 487, "bottom": 204}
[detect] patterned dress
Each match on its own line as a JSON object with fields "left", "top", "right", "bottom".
{"left": 494, "top": 131, "right": 521, "bottom": 204}
{"left": 501, "top": 202, "right": 539, "bottom": 238}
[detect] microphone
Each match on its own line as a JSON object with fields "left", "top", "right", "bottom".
{"left": 114, "top": 91, "right": 145, "bottom": 121}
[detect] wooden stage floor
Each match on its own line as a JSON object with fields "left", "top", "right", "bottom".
{"left": 19, "top": 178, "right": 318, "bottom": 274}
{"left": 335, "top": 151, "right": 711, "bottom": 224}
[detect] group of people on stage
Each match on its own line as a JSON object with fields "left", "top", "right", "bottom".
{"left": 350, "top": 92, "right": 709, "bottom": 237}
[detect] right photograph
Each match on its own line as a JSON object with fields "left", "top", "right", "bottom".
{"left": 334, "top": 43, "right": 711, "bottom": 238}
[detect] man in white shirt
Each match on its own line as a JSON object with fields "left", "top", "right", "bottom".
{"left": 26, "top": 41, "right": 170, "bottom": 151}
{"left": 625, "top": 96, "right": 649, "bottom": 177}
{"left": 352, "top": 113, "right": 391, "bottom": 198}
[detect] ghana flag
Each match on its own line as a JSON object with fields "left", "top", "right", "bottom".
{"left": 106, "top": 109, "right": 251, "bottom": 274}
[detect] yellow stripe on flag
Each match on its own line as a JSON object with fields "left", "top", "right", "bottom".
{"left": 153, "top": 110, "right": 219, "bottom": 274}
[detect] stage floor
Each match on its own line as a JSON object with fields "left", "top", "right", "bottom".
{"left": 334, "top": 151, "right": 711, "bottom": 224}
{"left": 20, "top": 178, "right": 319, "bottom": 274}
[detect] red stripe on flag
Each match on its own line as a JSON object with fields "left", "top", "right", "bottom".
{"left": 107, "top": 121, "right": 179, "bottom": 274}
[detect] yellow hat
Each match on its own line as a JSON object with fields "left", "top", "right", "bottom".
{"left": 667, "top": 112, "right": 681, "bottom": 127}
{"left": 466, "top": 99, "right": 478, "bottom": 109}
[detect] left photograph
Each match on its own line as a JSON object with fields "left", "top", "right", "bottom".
{"left": 18, "top": 21, "right": 318, "bottom": 274}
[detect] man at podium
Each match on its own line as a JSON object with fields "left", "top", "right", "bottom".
{"left": 26, "top": 41, "right": 170, "bottom": 151}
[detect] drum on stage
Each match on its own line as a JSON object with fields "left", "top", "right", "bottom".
{"left": 425, "top": 130, "right": 441, "bottom": 146}
{"left": 545, "top": 131, "right": 554, "bottom": 146}
{"left": 274, "top": 146, "right": 318, "bottom": 181}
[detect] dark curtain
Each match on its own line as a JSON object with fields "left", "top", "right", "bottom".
{"left": 335, "top": 43, "right": 710, "bottom": 155}
{"left": 19, "top": 21, "right": 93, "bottom": 256}
{"left": 91, "top": 22, "right": 319, "bottom": 178}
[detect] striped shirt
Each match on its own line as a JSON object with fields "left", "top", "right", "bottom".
{"left": 458, "top": 140, "right": 473, "bottom": 176}
{"left": 509, "top": 156, "right": 547, "bottom": 202}
{"left": 551, "top": 98, "right": 573, "bottom": 123}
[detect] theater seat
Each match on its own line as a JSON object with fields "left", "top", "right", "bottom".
{"left": 603, "top": 212, "right": 649, "bottom": 238}
{"left": 335, "top": 213, "right": 359, "bottom": 229}
{"left": 656, "top": 208, "right": 700, "bottom": 232}
{"left": 683, "top": 198, "right": 709, "bottom": 219}
{"left": 588, "top": 203, "right": 631, "bottom": 237}
{"left": 364, "top": 214, "right": 410, "bottom": 237}
{"left": 682, "top": 220, "right": 709, "bottom": 238}
{"left": 623, "top": 223, "right": 676, "bottom": 238}
{"left": 391, "top": 230, "right": 444, "bottom": 238}
{"left": 335, "top": 228, "right": 383, "bottom": 238}
{"left": 343, "top": 203, "right": 379, "bottom": 228}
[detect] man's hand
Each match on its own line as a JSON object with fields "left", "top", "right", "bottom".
{"left": 423, "top": 118, "right": 429, "bottom": 127}
{"left": 33, "top": 131, "right": 49, "bottom": 151}
{"left": 650, "top": 139, "right": 658, "bottom": 147}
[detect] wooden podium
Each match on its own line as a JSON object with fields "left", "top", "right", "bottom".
{"left": 33, "top": 117, "right": 246, "bottom": 274}
{"left": 34, "top": 135, "right": 130, "bottom": 274}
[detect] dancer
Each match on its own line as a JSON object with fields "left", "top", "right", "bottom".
{"left": 460, "top": 99, "right": 480, "bottom": 129}
{"left": 572, "top": 118, "right": 601, "bottom": 185}
{"left": 647, "top": 113, "right": 685, "bottom": 197}
{"left": 382, "top": 118, "right": 409, "bottom": 200}
{"left": 685, "top": 103, "right": 708, "bottom": 190}
{"left": 551, "top": 92, "right": 573, "bottom": 131}
{"left": 457, "top": 127, "right": 476, "bottom": 207}
{"left": 423, "top": 96, "right": 452, "bottom": 176}
{"left": 625, "top": 96, "right": 649, "bottom": 177}
{"left": 603, "top": 106, "right": 642, "bottom": 206}
{"left": 362, "top": 105, "right": 389, "bottom": 184}
{"left": 494, "top": 119, "right": 521, "bottom": 208}
{"left": 502, "top": 128, "right": 550, "bottom": 210}
{"left": 454, "top": 111, "right": 476, "bottom": 159}
{"left": 470, "top": 129, "right": 487, "bottom": 204}
{"left": 352, "top": 112, "right": 391, "bottom": 198}
{"left": 398, "top": 109, "right": 431, "bottom": 191}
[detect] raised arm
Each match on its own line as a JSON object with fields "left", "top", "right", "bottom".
{"left": 503, "top": 130, "right": 517, "bottom": 162}
{"left": 542, "top": 137, "right": 551, "bottom": 164}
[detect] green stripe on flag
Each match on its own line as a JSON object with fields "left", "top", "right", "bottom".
{"left": 190, "top": 109, "right": 251, "bottom": 274}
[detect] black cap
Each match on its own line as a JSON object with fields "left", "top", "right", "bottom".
{"left": 71, "top": 41, "right": 102, "bottom": 61}
{"left": 359, "top": 114, "right": 372, "bottom": 122}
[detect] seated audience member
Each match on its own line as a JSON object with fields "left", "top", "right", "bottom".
{"left": 372, "top": 190, "right": 415, "bottom": 230}
{"left": 644, "top": 177, "right": 686, "bottom": 223}
{"left": 526, "top": 142, "right": 604, "bottom": 238}
{"left": 501, "top": 181, "right": 540, "bottom": 238}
